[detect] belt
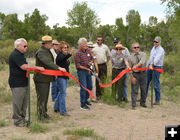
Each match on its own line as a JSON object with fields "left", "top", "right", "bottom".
{"left": 133, "top": 71, "right": 145, "bottom": 73}
{"left": 98, "top": 63, "right": 106, "bottom": 65}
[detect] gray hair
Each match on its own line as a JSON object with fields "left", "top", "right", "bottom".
{"left": 78, "top": 37, "right": 87, "bottom": 46}
{"left": 14, "top": 38, "right": 27, "bottom": 48}
{"left": 131, "top": 42, "right": 139, "bottom": 48}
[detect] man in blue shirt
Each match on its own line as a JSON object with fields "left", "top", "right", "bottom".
{"left": 146, "top": 36, "right": 165, "bottom": 105}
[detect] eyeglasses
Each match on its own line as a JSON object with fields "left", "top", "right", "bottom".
{"left": 133, "top": 47, "right": 139, "bottom": 49}
{"left": 24, "top": 45, "right": 28, "bottom": 48}
{"left": 154, "top": 41, "right": 158, "bottom": 43}
{"left": 63, "top": 47, "right": 69, "bottom": 49}
{"left": 116, "top": 48, "right": 122, "bottom": 51}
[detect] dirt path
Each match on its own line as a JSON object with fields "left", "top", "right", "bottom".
{"left": 0, "top": 84, "right": 180, "bottom": 140}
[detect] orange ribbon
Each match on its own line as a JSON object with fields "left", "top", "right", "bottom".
{"left": 27, "top": 68, "right": 163, "bottom": 97}
{"left": 100, "top": 68, "right": 163, "bottom": 88}
{"left": 26, "top": 68, "right": 94, "bottom": 98}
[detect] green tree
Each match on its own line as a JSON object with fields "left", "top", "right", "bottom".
{"left": 1, "top": 14, "right": 22, "bottom": 39}
{"left": 96, "top": 24, "right": 114, "bottom": 47}
{"left": 66, "top": 1, "right": 100, "bottom": 41}
{"left": 23, "top": 8, "right": 50, "bottom": 41}
{"left": 126, "top": 10, "right": 141, "bottom": 47}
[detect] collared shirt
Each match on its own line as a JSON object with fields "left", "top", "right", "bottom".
{"left": 129, "top": 51, "right": 147, "bottom": 72}
{"left": 147, "top": 45, "right": 165, "bottom": 67}
{"left": 8, "top": 49, "right": 28, "bottom": 88}
{"left": 74, "top": 48, "right": 93, "bottom": 69}
{"left": 111, "top": 53, "right": 127, "bottom": 69}
{"left": 111, "top": 47, "right": 130, "bottom": 59}
{"left": 92, "top": 43, "right": 111, "bottom": 64}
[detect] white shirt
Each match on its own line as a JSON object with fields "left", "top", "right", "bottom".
{"left": 92, "top": 43, "right": 111, "bottom": 64}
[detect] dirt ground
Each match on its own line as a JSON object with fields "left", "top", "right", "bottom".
{"left": 0, "top": 70, "right": 180, "bottom": 140}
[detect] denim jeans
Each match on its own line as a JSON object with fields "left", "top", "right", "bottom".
{"left": 54, "top": 77, "right": 68, "bottom": 114}
{"left": 123, "top": 73, "right": 128, "bottom": 99}
{"left": 51, "top": 80, "right": 59, "bottom": 101}
{"left": 146, "top": 66, "right": 162, "bottom": 102}
{"left": 77, "top": 70, "right": 92, "bottom": 106}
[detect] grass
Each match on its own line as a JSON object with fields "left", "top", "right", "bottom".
{"left": 63, "top": 128, "right": 105, "bottom": 140}
{"left": 0, "top": 120, "right": 6, "bottom": 127}
{"left": 29, "top": 122, "right": 49, "bottom": 133}
{"left": 0, "top": 83, "right": 12, "bottom": 103}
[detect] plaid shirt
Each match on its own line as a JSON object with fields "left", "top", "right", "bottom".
{"left": 74, "top": 48, "right": 93, "bottom": 69}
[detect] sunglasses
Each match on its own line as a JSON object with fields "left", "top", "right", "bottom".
{"left": 133, "top": 47, "right": 139, "bottom": 49}
{"left": 154, "top": 41, "right": 159, "bottom": 43}
{"left": 63, "top": 47, "right": 69, "bottom": 49}
{"left": 116, "top": 48, "right": 122, "bottom": 51}
{"left": 24, "top": 45, "right": 28, "bottom": 48}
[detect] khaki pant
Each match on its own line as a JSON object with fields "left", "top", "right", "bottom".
{"left": 11, "top": 87, "right": 28, "bottom": 125}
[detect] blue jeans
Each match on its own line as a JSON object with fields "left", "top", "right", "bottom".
{"left": 54, "top": 77, "right": 68, "bottom": 114}
{"left": 123, "top": 73, "right": 128, "bottom": 99}
{"left": 51, "top": 80, "right": 59, "bottom": 101}
{"left": 146, "top": 66, "right": 162, "bottom": 102}
{"left": 77, "top": 70, "right": 92, "bottom": 107}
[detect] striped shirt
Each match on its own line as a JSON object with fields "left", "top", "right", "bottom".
{"left": 74, "top": 48, "right": 93, "bottom": 69}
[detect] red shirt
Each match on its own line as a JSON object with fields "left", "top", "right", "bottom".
{"left": 74, "top": 48, "right": 93, "bottom": 69}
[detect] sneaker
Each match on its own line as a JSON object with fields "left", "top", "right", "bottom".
{"left": 80, "top": 105, "right": 90, "bottom": 110}
{"left": 86, "top": 101, "right": 92, "bottom": 106}
{"left": 153, "top": 102, "right": 160, "bottom": 105}
{"left": 123, "top": 98, "right": 128, "bottom": 103}
{"left": 60, "top": 113, "right": 71, "bottom": 116}
{"left": 15, "top": 122, "right": 26, "bottom": 127}
{"left": 54, "top": 109, "right": 59, "bottom": 113}
{"left": 140, "top": 104, "right": 147, "bottom": 108}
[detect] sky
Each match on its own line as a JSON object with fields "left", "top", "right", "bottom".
{"left": 0, "top": 0, "right": 167, "bottom": 28}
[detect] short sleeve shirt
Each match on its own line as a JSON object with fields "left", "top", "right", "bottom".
{"left": 92, "top": 43, "right": 111, "bottom": 64}
{"left": 111, "top": 53, "right": 127, "bottom": 69}
{"left": 8, "top": 49, "right": 28, "bottom": 88}
{"left": 74, "top": 48, "right": 93, "bottom": 69}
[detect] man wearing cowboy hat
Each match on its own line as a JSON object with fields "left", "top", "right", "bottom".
{"left": 129, "top": 42, "right": 147, "bottom": 109}
{"left": 33, "top": 35, "right": 66, "bottom": 123}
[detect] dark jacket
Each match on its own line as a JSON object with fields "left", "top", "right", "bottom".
{"left": 33, "top": 46, "right": 59, "bottom": 83}
{"left": 56, "top": 52, "right": 71, "bottom": 79}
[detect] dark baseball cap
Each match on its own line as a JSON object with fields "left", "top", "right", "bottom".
{"left": 113, "top": 37, "right": 120, "bottom": 43}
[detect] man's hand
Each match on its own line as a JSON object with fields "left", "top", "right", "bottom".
{"left": 149, "top": 64, "right": 153, "bottom": 70}
{"left": 88, "top": 61, "right": 93, "bottom": 66}
{"left": 38, "top": 67, "right": 45, "bottom": 71}
{"left": 131, "top": 77, "right": 136, "bottom": 85}
{"left": 58, "top": 67, "right": 66, "bottom": 73}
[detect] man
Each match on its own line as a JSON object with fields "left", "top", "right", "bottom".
{"left": 50, "top": 40, "right": 59, "bottom": 101}
{"left": 92, "top": 36, "right": 111, "bottom": 100}
{"left": 129, "top": 42, "right": 147, "bottom": 109}
{"left": 87, "top": 41, "right": 99, "bottom": 101}
{"left": 8, "top": 38, "right": 44, "bottom": 127}
{"left": 33, "top": 35, "right": 66, "bottom": 123}
{"left": 146, "top": 36, "right": 165, "bottom": 105}
{"left": 74, "top": 38, "right": 93, "bottom": 110}
{"left": 111, "top": 37, "right": 130, "bottom": 102}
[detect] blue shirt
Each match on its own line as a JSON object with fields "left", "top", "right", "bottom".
{"left": 147, "top": 45, "right": 165, "bottom": 67}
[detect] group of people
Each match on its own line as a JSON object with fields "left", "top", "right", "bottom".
{"left": 8, "top": 35, "right": 164, "bottom": 127}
